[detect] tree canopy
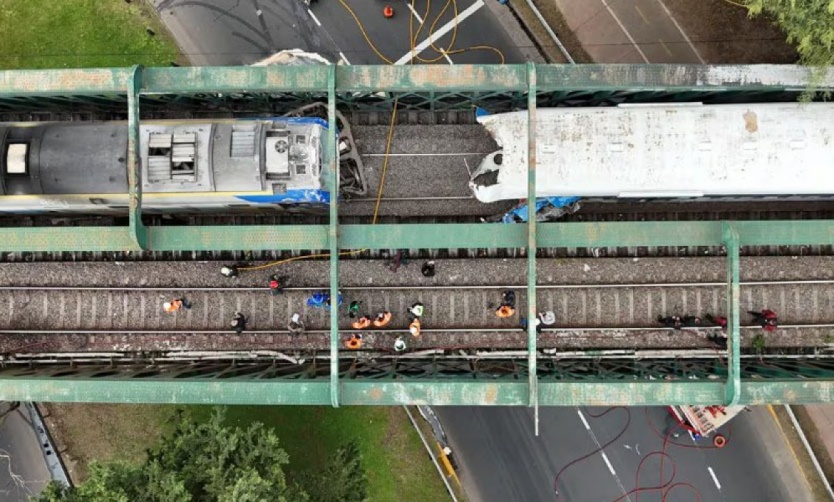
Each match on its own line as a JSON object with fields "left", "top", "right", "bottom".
{"left": 35, "top": 408, "right": 368, "bottom": 502}
{"left": 743, "top": 0, "right": 834, "bottom": 66}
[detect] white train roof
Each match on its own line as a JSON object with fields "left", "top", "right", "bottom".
{"left": 471, "top": 103, "right": 834, "bottom": 202}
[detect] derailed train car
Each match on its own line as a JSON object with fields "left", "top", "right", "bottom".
{"left": 0, "top": 117, "right": 329, "bottom": 214}
{"left": 471, "top": 102, "right": 834, "bottom": 204}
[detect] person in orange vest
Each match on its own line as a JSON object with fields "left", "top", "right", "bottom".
{"left": 163, "top": 298, "right": 192, "bottom": 313}
{"left": 345, "top": 333, "right": 363, "bottom": 350}
{"left": 373, "top": 311, "right": 393, "bottom": 328}
{"left": 352, "top": 315, "right": 372, "bottom": 330}
{"left": 409, "top": 317, "right": 421, "bottom": 337}
{"left": 495, "top": 304, "right": 515, "bottom": 318}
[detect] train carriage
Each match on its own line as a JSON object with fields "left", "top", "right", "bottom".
{"left": 470, "top": 103, "right": 834, "bottom": 203}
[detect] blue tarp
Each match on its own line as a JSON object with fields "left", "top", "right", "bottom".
{"left": 501, "top": 196, "right": 581, "bottom": 223}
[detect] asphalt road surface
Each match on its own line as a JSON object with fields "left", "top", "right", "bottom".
{"left": 152, "top": 0, "right": 524, "bottom": 65}
{"left": 0, "top": 404, "right": 51, "bottom": 502}
{"left": 436, "top": 405, "right": 814, "bottom": 502}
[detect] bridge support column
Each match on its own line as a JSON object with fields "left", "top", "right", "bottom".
{"left": 526, "top": 62, "right": 539, "bottom": 432}
{"left": 127, "top": 65, "right": 147, "bottom": 249}
{"left": 328, "top": 65, "right": 340, "bottom": 408}
{"left": 723, "top": 222, "right": 741, "bottom": 405}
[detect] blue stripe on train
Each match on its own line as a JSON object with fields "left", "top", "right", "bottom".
{"left": 235, "top": 189, "right": 331, "bottom": 204}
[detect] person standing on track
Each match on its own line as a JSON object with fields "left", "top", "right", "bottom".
{"left": 269, "top": 275, "right": 286, "bottom": 295}
{"left": 394, "top": 336, "right": 407, "bottom": 352}
{"left": 421, "top": 261, "right": 436, "bottom": 277}
{"left": 373, "top": 311, "right": 393, "bottom": 328}
{"left": 408, "top": 302, "right": 424, "bottom": 318}
{"left": 231, "top": 312, "right": 247, "bottom": 334}
{"left": 409, "top": 317, "right": 421, "bottom": 337}
{"left": 749, "top": 309, "right": 778, "bottom": 331}
{"left": 657, "top": 315, "right": 683, "bottom": 330}
{"left": 345, "top": 333, "right": 363, "bottom": 350}
{"left": 705, "top": 313, "right": 728, "bottom": 332}
{"left": 348, "top": 301, "right": 363, "bottom": 319}
{"left": 352, "top": 315, "right": 372, "bottom": 330}
{"left": 538, "top": 311, "right": 556, "bottom": 328}
{"left": 288, "top": 313, "right": 305, "bottom": 335}
{"left": 220, "top": 265, "right": 238, "bottom": 278}
{"left": 163, "top": 298, "right": 192, "bottom": 313}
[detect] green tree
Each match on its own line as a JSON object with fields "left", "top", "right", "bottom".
{"left": 742, "top": 0, "right": 834, "bottom": 66}
{"left": 301, "top": 440, "right": 368, "bottom": 502}
{"left": 34, "top": 408, "right": 309, "bottom": 502}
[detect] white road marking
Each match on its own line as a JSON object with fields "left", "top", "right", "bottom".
{"left": 601, "top": 452, "right": 616, "bottom": 476}
{"left": 339, "top": 51, "right": 351, "bottom": 65}
{"left": 601, "top": 0, "right": 649, "bottom": 63}
{"left": 395, "top": 0, "right": 484, "bottom": 65}
{"left": 405, "top": 1, "right": 454, "bottom": 64}
{"left": 708, "top": 466, "right": 722, "bottom": 490}
{"left": 655, "top": 0, "right": 706, "bottom": 63}
{"left": 634, "top": 5, "right": 649, "bottom": 24}
{"left": 577, "top": 409, "right": 591, "bottom": 430}
{"left": 463, "top": 158, "right": 472, "bottom": 176}
{"left": 308, "top": 9, "right": 322, "bottom": 27}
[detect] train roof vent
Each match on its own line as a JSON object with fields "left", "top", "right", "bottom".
{"left": 148, "top": 132, "right": 197, "bottom": 182}
{"left": 265, "top": 129, "right": 291, "bottom": 180}
{"left": 231, "top": 124, "right": 257, "bottom": 157}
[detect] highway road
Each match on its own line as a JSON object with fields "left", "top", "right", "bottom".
{"left": 0, "top": 403, "right": 52, "bottom": 502}
{"left": 437, "top": 405, "right": 814, "bottom": 502}
{"left": 152, "top": 0, "right": 525, "bottom": 66}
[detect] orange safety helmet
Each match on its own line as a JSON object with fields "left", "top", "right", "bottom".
{"left": 345, "top": 334, "right": 363, "bottom": 350}
{"left": 164, "top": 299, "right": 182, "bottom": 313}
{"left": 352, "top": 316, "right": 371, "bottom": 330}
{"left": 373, "top": 311, "right": 393, "bottom": 328}
{"left": 496, "top": 305, "right": 515, "bottom": 318}
{"left": 409, "top": 317, "right": 421, "bottom": 337}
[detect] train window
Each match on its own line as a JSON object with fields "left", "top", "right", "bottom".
{"left": 5, "top": 144, "right": 28, "bottom": 175}
{"left": 296, "top": 164, "right": 307, "bottom": 175}
{"left": 89, "top": 198, "right": 106, "bottom": 205}
{"left": 272, "top": 183, "right": 287, "bottom": 194}
{"left": 295, "top": 134, "right": 307, "bottom": 145}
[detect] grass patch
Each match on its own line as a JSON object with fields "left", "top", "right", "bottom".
{"left": 0, "top": 0, "right": 182, "bottom": 69}
{"left": 190, "top": 405, "right": 449, "bottom": 502}
{"left": 44, "top": 404, "right": 449, "bottom": 501}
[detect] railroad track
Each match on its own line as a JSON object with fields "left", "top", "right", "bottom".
{"left": 1, "top": 280, "right": 833, "bottom": 355}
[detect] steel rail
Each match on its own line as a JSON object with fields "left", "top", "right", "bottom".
{"left": 1, "top": 324, "right": 831, "bottom": 335}
{"left": 3, "top": 279, "right": 834, "bottom": 292}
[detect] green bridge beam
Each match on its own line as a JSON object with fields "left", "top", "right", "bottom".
{"left": 2, "top": 378, "right": 834, "bottom": 406}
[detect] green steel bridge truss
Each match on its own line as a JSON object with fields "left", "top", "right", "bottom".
{"left": 0, "top": 64, "right": 833, "bottom": 406}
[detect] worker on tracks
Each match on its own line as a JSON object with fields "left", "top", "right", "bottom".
{"left": 409, "top": 317, "right": 421, "bottom": 337}
{"left": 749, "top": 309, "right": 778, "bottom": 331}
{"left": 269, "top": 275, "right": 286, "bottom": 295}
{"left": 708, "top": 332, "right": 728, "bottom": 350}
{"left": 288, "top": 313, "right": 305, "bottom": 335}
{"left": 307, "top": 291, "right": 329, "bottom": 308}
{"left": 657, "top": 315, "right": 683, "bottom": 330}
{"left": 352, "top": 315, "right": 372, "bottom": 330}
{"left": 394, "top": 336, "right": 407, "bottom": 352}
{"left": 373, "top": 311, "right": 393, "bottom": 328}
{"left": 421, "top": 261, "right": 436, "bottom": 277}
{"left": 163, "top": 298, "right": 192, "bottom": 313}
{"left": 345, "top": 333, "right": 363, "bottom": 350}
{"left": 496, "top": 304, "right": 515, "bottom": 318}
{"left": 705, "top": 314, "right": 728, "bottom": 332}
{"left": 220, "top": 265, "right": 239, "bottom": 278}
{"left": 408, "top": 302, "right": 424, "bottom": 318}
{"left": 501, "top": 290, "right": 516, "bottom": 309}
{"left": 348, "top": 301, "right": 363, "bottom": 319}
{"left": 538, "top": 310, "right": 556, "bottom": 329}
{"left": 231, "top": 312, "right": 247, "bottom": 334}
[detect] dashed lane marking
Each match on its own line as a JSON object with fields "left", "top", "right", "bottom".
{"left": 658, "top": 39, "right": 673, "bottom": 58}
{"left": 601, "top": 0, "right": 649, "bottom": 63}
{"left": 655, "top": 0, "right": 706, "bottom": 63}
{"left": 578, "top": 410, "right": 591, "bottom": 430}
{"left": 395, "top": 0, "right": 484, "bottom": 65}
{"left": 708, "top": 466, "right": 722, "bottom": 490}
{"left": 601, "top": 452, "right": 616, "bottom": 476}
{"left": 307, "top": 9, "right": 322, "bottom": 27}
{"left": 634, "top": 5, "right": 649, "bottom": 24}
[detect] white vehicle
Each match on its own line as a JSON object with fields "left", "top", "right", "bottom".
{"left": 668, "top": 405, "right": 747, "bottom": 447}
{"left": 470, "top": 102, "right": 834, "bottom": 203}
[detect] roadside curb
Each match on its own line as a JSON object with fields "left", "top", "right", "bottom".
{"left": 29, "top": 403, "right": 71, "bottom": 487}
{"left": 785, "top": 405, "right": 834, "bottom": 500}
{"left": 403, "top": 406, "right": 462, "bottom": 501}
